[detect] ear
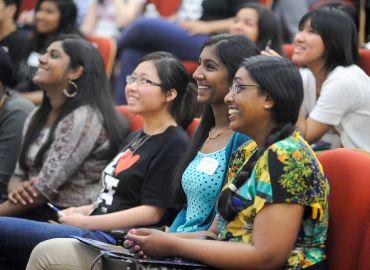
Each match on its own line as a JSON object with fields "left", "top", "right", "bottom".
{"left": 6, "top": 5, "right": 16, "bottom": 20}
{"left": 68, "top": 66, "right": 84, "bottom": 81}
{"left": 165, "top": 89, "right": 178, "bottom": 103}
{"left": 263, "top": 93, "right": 275, "bottom": 110}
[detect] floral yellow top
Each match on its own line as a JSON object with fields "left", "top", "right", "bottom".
{"left": 217, "top": 131, "right": 329, "bottom": 269}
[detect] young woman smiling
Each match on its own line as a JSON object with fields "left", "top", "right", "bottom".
{"left": 16, "top": 0, "right": 84, "bottom": 105}
{"left": 293, "top": 7, "right": 370, "bottom": 151}
{"left": 121, "top": 56, "right": 329, "bottom": 270}
{"left": 0, "top": 49, "right": 196, "bottom": 270}
{"left": 0, "top": 35, "right": 127, "bottom": 221}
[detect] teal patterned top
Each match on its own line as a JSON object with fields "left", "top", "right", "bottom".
{"left": 217, "top": 130, "right": 329, "bottom": 269}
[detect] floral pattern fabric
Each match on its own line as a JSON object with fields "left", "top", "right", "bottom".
{"left": 217, "top": 130, "right": 329, "bottom": 269}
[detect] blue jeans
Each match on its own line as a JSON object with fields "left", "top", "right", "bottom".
{"left": 0, "top": 217, "right": 114, "bottom": 269}
{"left": 115, "top": 17, "right": 211, "bottom": 104}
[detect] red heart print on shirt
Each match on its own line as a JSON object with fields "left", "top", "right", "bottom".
{"left": 115, "top": 150, "right": 140, "bottom": 175}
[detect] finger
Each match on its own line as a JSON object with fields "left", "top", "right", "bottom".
{"left": 261, "top": 50, "right": 271, "bottom": 56}
{"left": 24, "top": 184, "right": 37, "bottom": 198}
{"left": 18, "top": 187, "right": 34, "bottom": 203}
{"left": 131, "top": 228, "right": 152, "bottom": 236}
{"left": 123, "top": 240, "right": 135, "bottom": 248}
{"left": 29, "top": 177, "right": 37, "bottom": 185}
{"left": 14, "top": 192, "right": 27, "bottom": 205}
{"left": 8, "top": 192, "right": 18, "bottom": 204}
{"left": 129, "top": 245, "right": 141, "bottom": 254}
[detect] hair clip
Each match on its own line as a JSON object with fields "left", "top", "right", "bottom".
{"left": 228, "top": 183, "right": 237, "bottom": 192}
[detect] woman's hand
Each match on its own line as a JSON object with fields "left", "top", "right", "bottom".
{"left": 261, "top": 49, "right": 282, "bottom": 57}
{"left": 61, "top": 207, "right": 85, "bottom": 216}
{"left": 126, "top": 229, "right": 176, "bottom": 259}
{"left": 8, "top": 177, "right": 37, "bottom": 205}
{"left": 59, "top": 213, "right": 89, "bottom": 229}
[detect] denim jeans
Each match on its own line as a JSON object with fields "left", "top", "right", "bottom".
{"left": 115, "top": 17, "right": 211, "bottom": 104}
{"left": 0, "top": 217, "right": 114, "bottom": 269}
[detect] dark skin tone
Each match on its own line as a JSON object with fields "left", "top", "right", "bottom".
{"left": 0, "top": 41, "right": 83, "bottom": 217}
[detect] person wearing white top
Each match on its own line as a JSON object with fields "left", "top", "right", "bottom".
{"left": 293, "top": 7, "right": 370, "bottom": 151}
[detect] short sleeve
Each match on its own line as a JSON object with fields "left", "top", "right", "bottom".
{"left": 310, "top": 70, "right": 358, "bottom": 125}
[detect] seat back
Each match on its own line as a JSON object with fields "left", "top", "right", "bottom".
{"left": 318, "top": 149, "right": 370, "bottom": 270}
{"left": 87, "top": 35, "right": 117, "bottom": 78}
{"left": 115, "top": 105, "right": 200, "bottom": 138}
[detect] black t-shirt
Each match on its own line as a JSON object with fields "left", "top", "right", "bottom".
{"left": 0, "top": 30, "right": 28, "bottom": 67}
{"left": 200, "top": 0, "right": 258, "bottom": 22}
{"left": 92, "top": 126, "right": 190, "bottom": 226}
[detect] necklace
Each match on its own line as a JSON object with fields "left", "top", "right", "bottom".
{"left": 122, "top": 120, "right": 177, "bottom": 154}
{"left": 206, "top": 126, "right": 230, "bottom": 143}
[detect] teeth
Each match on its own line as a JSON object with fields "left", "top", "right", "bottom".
{"left": 198, "top": 86, "right": 210, "bottom": 89}
{"left": 128, "top": 97, "right": 138, "bottom": 101}
{"left": 229, "top": 109, "right": 239, "bottom": 115}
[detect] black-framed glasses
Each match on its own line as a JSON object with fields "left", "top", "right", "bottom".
{"left": 229, "top": 83, "right": 261, "bottom": 96}
{"left": 126, "top": 75, "right": 162, "bottom": 87}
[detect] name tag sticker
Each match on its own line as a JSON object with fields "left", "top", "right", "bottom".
{"left": 196, "top": 157, "right": 219, "bottom": 176}
{"left": 27, "top": 52, "right": 42, "bottom": 67}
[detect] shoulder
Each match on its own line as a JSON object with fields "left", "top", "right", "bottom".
{"left": 158, "top": 126, "right": 190, "bottom": 146}
{"left": 5, "top": 92, "right": 35, "bottom": 116}
{"left": 57, "top": 105, "right": 104, "bottom": 130}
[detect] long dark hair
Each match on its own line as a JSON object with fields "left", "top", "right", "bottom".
{"left": 139, "top": 52, "right": 197, "bottom": 129}
{"left": 24, "top": 0, "right": 83, "bottom": 58}
{"left": 173, "top": 34, "right": 261, "bottom": 205}
{"left": 217, "top": 56, "right": 304, "bottom": 221}
{"left": 237, "top": 3, "right": 284, "bottom": 55}
{"left": 19, "top": 35, "right": 129, "bottom": 171}
{"left": 299, "top": 6, "right": 359, "bottom": 73}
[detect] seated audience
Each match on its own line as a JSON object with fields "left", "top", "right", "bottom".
{"left": 30, "top": 56, "right": 329, "bottom": 270}
{"left": 114, "top": 0, "right": 259, "bottom": 104}
{"left": 23, "top": 32, "right": 260, "bottom": 270}
{"left": 0, "top": 50, "right": 196, "bottom": 270}
{"left": 15, "top": 0, "right": 84, "bottom": 105}
{"left": 0, "top": 0, "right": 28, "bottom": 66}
{"left": 80, "top": 0, "right": 146, "bottom": 38}
{"left": 0, "top": 48, "right": 35, "bottom": 202}
{"left": 0, "top": 35, "right": 128, "bottom": 221}
{"left": 294, "top": 7, "right": 370, "bottom": 151}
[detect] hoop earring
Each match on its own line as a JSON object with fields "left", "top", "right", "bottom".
{"left": 63, "top": 80, "right": 78, "bottom": 98}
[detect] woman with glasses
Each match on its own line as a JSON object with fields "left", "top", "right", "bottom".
{"left": 26, "top": 33, "right": 259, "bottom": 270}
{"left": 124, "top": 56, "right": 328, "bottom": 270}
{"left": 0, "top": 51, "right": 196, "bottom": 270}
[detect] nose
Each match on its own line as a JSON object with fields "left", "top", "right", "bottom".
{"left": 294, "top": 31, "right": 304, "bottom": 44}
{"left": 38, "top": 53, "right": 47, "bottom": 64}
{"left": 224, "top": 90, "right": 234, "bottom": 104}
{"left": 192, "top": 66, "right": 204, "bottom": 81}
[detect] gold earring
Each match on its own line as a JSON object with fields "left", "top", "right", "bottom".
{"left": 63, "top": 80, "right": 78, "bottom": 98}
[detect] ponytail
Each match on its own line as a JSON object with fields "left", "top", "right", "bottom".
{"left": 217, "top": 122, "right": 295, "bottom": 221}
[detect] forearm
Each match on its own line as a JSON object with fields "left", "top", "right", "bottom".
{"left": 83, "top": 205, "right": 166, "bottom": 231}
{"left": 114, "top": 0, "right": 144, "bottom": 27}
{"left": 204, "top": 18, "right": 234, "bottom": 33}
{"left": 170, "top": 239, "right": 272, "bottom": 270}
{"left": 168, "top": 231, "right": 218, "bottom": 239}
{"left": 80, "top": 4, "right": 97, "bottom": 35}
{"left": 0, "top": 188, "right": 47, "bottom": 216}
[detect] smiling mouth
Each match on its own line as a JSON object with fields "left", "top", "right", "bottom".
{"left": 229, "top": 108, "right": 239, "bottom": 115}
{"left": 128, "top": 97, "right": 139, "bottom": 102}
{"left": 198, "top": 85, "right": 210, "bottom": 90}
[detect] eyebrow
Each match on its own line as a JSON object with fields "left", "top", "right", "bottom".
{"left": 233, "top": 77, "right": 243, "bottom": 82}
{"left": 203, "top": 59, "right": 220, "bottom": 67}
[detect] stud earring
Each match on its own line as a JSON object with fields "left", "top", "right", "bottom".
{"left": 264, "top": 105, "right": 269, "bottom": 109}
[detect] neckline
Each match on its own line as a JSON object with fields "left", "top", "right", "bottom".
{"left": 198, "top": 146, "right": 226, "bottom": 156}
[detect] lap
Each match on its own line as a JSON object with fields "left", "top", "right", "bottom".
{"left": 27, "top": 238, "right": 101, "bottom": 270}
